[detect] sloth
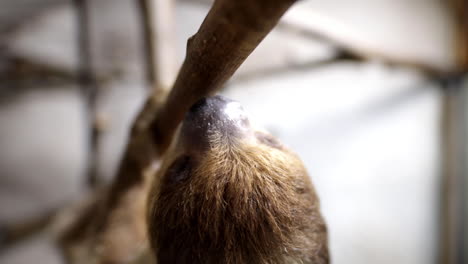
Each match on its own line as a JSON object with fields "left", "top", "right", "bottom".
{"left": 147, "top": 95, "right": 329, "bottom": 264}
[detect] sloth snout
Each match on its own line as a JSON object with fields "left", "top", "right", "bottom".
{"left": 180, "top": 95, "right": 252, "bottom": 151}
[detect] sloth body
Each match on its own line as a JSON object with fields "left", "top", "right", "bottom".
{"left": 147, "top": 96, "right": 329, "bottom": 264}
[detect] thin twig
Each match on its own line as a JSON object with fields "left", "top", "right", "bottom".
{"left": 440, "top": 1, "right": 468, "bottom": 263}
{"left": 449, "top": 0, "right": 468, "bottom": 70}
{"left": 0, "top": 1, "right": 103, "bottom": 249}
{"left": 137, "top": 0, "right": 157, "bottom": 89}
{"left": 138, "top": 0, "right": 178, "bottom": 92}
{"left": 57, "top": 0, "right": 178, "bottom": 262}
{"left": 231, "top": 50, "right": 359, "bottom": 84}
{"left": 73, "top": 0, "right": 102, "bottom": 188}
{"left": 439, "top": 76, "right": 467, "bottom": 264}
{"left": 276, "top": 19, "right": 449, "bottom": 76}
{"left": 0, "top": 208, "right": 58, "bottom": 251}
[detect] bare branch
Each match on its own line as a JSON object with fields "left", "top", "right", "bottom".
{"left": 439, "top": 2, "right": 468, "bottom": 263}
{"left": 113, "top": 0, "right": 299, "bottom": 187}
{"left": 0, "top": 209, "right": 57, "bottom": 250}
{"left": 104, "top": 0, "right": 299, "bottom": 220}
{"left": 277, "top": 17, "right": 450, "bottom": 76}
{"left": 231, "top": 50, "right": 359, "bottom": 84}
{"left": 450, "top": 0, "right": 468, "bottom": 71}
{"left": 137, "top": 0, "right": 178, "bottom": 92}
{"left": 181, "top": 0, "right": 453, "bottom": 76}
{"left": 73, "top": 0, "right": 103, "bottom": 188}
{"left": 439, "top": 77, "right": 467, "bottom": 264}
{"left": 150, "top": 0, "right": 298, "bottom": 155}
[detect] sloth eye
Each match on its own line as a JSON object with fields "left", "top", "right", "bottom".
{"left": 255, "top": 132, "right": 283, "bottom": 149}
{"left": 166, "top": 155, "right": 192, "bottom": 183}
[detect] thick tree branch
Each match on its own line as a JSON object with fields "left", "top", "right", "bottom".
{"left": 181, "top": 0, "right": 453, "bottom": 76}
{"left": 150, "top": 0, "right": 298, "bottom": 155}
{"left": 112, "top": 0, "right": 299, "bottom": 190}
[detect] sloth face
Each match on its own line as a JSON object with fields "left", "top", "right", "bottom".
{"left": 147, "top": 96, "right": 328, "bottom": 264}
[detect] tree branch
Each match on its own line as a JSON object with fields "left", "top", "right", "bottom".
{"left": 439, "top": 2, "right": 468, "bottom": 263}
{"left": 73, "top": 0, "right": 103, "bottom": 188}
{"left": 112, "top": 0, "right": 299, "bottom": 190}
{"left": 182, "top": 0, "right": 454, "bottom": 76}
{"left": 150, "top": 0, "right": 298, "bottom": 155}
{"left": 439, "top": 77, "right": 467, "bottom": 264}
{"left": 137, "top": 0, "right": 178, "bottom": 92}
{"left": 231, "top": 50, "right": 359, "bottom": 84}
{"left": 276, "top": 17, "right": 450, "bottom": 76}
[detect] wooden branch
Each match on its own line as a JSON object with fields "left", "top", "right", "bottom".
{"left": 439, "top": 77, "right": 467, "bottom": 264}
{"left": 137, "top": 0, "right": 157, "bottom": 88}
{"left": 450, "top": 0, "right": 468, "bottom": 70}
{"left": 137, "top": 0, "right": 178, "bottom": 92}
{"left": 277, "top": 17, "right": 449, "bottom": 76}
{"left": 0, "top": 209, "right": 57, "bottom": 250}
{"left": 99, "top": 0, "right": 181, "bottom": 203}
{"left": 110, "top": 0, "right": 299, "bottom": 188}
{"left": 440, "top": 2, "right": 468, "bottom": 263}
{"left": 73, "top": 0, "right": 103, "bottom": 188}
{"left": 100, "top": 0, "right": 300, "bottom": 207}
{"left": 101, "top": 0, "right": 299, "bottom": 221}
{"left": 150, "top": 0, "right": 298, "bottom": 154}
{"left": 231, "top": 50, "right": 359, "bottom": 84}
{"left": 181, "top": 0, "right": 453, "bottom": 76}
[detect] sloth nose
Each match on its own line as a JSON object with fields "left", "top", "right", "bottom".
{"left": 180, "top": 95, "right": 252, "bottom": 151}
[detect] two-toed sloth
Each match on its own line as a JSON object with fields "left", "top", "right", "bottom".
{"left": 147, "top": 96, "right": 329, "bottom": 264}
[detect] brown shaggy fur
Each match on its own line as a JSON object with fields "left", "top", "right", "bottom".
{"left": 147, "top": 124, "right": 329, "bottom": 263}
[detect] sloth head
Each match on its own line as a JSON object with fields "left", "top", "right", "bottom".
{"left": 147, "top": 96, "right": 328, "bottom": 264}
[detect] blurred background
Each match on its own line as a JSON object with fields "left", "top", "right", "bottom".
{"left": 0, "top": 0, "right": 466, "bottom": 263}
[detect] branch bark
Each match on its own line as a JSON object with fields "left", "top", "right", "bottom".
{"left": 104, "top": 0, "right": 299, "bottom": 219}
{"left": 181, "top": 0, "right": 453, "bottom": 76}
{"left": 150, "top": 0, "right": 298, "bottom": 155}
{"left": 111, "top": 0, "right": 299, "bottom": 193}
